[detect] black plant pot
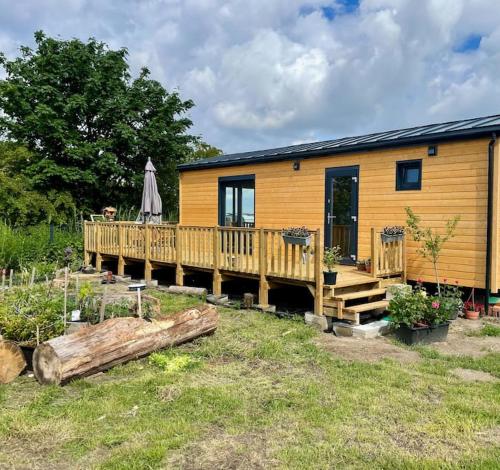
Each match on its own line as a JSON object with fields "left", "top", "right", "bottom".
{"left": 323, "top": 271, "right": 338, "bottom": 285}
{"left": 394, "top": 322, "right": 450, "bottom": 345}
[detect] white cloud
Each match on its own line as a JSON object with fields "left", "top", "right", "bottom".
{"left": 1, "top": 0, "right": 500, "bottom": 152}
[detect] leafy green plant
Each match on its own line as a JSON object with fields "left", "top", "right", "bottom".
{"left": 148, "top": 352, "right": 200, "bottom": 373}
{"left": 405, "top": 207, "right": 460, "bottom": 294}
{"left": 323, "top": 246, "right": 342, "bottom": 272}
{"left": 388, "top": 286, "right": 429, "bottom": 328}
{"left": 389, "top": 282, "right": 456, "bottom": 328}
{"left": 0, "top": 284, "right": 67, "bottom": 344}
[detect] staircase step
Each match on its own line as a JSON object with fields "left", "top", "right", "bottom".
{"left": 343, "top": 300, "right": 389, "bottom": 314}
{"left": 333, "top": 288, "right": 386, "bottom": 302}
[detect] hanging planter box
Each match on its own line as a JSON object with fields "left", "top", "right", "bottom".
{"left": 381, "top": 233, "right": 404, "bottom": 243}
{"left": 394, "top": 322, "right": 450, "bottom": 345}
{"left": 282, "top": 234, "right": 311, "bottom": 246}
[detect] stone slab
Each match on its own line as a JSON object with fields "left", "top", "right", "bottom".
{"left": 305, "top": 312, "right": 331, "bottom": 331}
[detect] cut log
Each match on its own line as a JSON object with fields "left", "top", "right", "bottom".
{"left": 33, "top": 304, "right": 218, "bottom": 385}
{"left": 0, "top": 340, "right": 27, "bottom": 384}
{"left": 166, "top": 285, "right": 207, "bottom": 296}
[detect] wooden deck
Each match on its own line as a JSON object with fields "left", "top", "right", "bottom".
{"left": 84, "top": 222, "right": 405, "bottom": 318}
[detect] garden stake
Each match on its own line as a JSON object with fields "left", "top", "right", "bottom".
{"left": 30, "top": 267, "right": 36, "bottom": 286}
{"left": 137, "top": 287, "right": 142, "bottom": 318}
{"left": 63, "top": 267, "right": 68, "bottom": 333}
{"left": 9, "top": 269, "right": 13, "bottom": 288}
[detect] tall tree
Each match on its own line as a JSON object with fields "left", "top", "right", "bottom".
{"left": 0, "top": 31, "right": 197, "bottom": 213}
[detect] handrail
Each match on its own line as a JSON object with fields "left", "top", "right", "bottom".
{"left": 84, "top": 221, "right": 319, "bottom": 283}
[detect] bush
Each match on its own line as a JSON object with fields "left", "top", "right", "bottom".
{"left": 0, "top": 221, "right": 83, "bottom": 272}
{"left": 0, "top": 284, "right": 66, "bottom": 344}
{"left": 388, "top": 282, "right": 455, "bottom": 328}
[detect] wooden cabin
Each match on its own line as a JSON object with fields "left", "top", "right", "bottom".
{"left": 84, "top": 114, "right": 500, "bottom": 323}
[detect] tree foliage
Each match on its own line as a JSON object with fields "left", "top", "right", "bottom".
{"left": 405, "top": 206, "right": 460, "bottom": 294}
{"left": 0, "top": 31, "right": 197, "bottom": 213}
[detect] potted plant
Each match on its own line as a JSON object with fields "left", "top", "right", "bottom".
{"left": 356, "top": 259, "right": 366, "bottom": 272}
{"left": 388, "top": 285, "right": 451, "bottom": 345}
{"left": 323, "top": 245, "right": 342, "bottom": 285}
{"left": 282, "top": 226, "right": 311, "bottom": 246}
{"left": 440, "top": 280, "right": 463, "bottom": 320}
{"left": 365, "top": 257, "right": 372, "bottom": 273}
{"left": 381, "top": 226, "right": 405, "bottom": 243}
{"left": 464, "top": 289, "right": 482, "bottom": 319}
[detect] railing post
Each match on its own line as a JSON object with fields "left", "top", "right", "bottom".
{"left": 144, "top": 223, "right": 152, "bottom": 282}
{"left": 212, "top": 226, "right": 222, "bottom": 295}
{"left": 95, "top": 223, "right": 102, "bottom": 271}
{"left": 314, "top": 228, "right": 323, "bottom": 315}
{"left": 371, "top": 227, "right": 378, "bottom": 278}
{"left": 175, "top": 224, "right": 184, "bottom": 286}
{"left": 258, "top": 228, "right": 269, "bottom": 307}
{"left": 118, "top": 222, "right": 125, "bottom": 276}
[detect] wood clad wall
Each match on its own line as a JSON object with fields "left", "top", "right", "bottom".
{"left": 491, "top": 140, "right": 500, "bottom": 293}
{"left": 180, "top": 138, "right": 491, "bottom": 288}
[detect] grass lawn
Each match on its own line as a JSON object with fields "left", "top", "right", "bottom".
{"left": 1, "top": 292, "right": 499, "bottom": 469}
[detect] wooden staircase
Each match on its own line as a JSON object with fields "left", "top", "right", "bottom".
{"left": 323, "top": 277, "right": 391, "bottom": 325}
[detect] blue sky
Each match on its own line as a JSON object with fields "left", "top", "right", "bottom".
{"left": 0, "top": 0, "right": 499, "bottom": 154}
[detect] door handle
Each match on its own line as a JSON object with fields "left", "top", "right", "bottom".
{"left": 327, "top": 215, "right": 336, "bottom": 223}
{"left": 351, "top": 215, "right": 357, "bottom": 222}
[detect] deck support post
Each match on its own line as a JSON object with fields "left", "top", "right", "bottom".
{"left": 371, "top": 227, "right": 378, "bottom": 278}
{"left": 144, "top": 224, "right": 152, "bottom": 282}
{"left": 175, "top": 225, "right": 184, "bottom": 286}
{"left": 314, "top": 228, "right": 323, "bottom": 315}
{"left": 95, "top": 223, "right": 102, "bottom": 271}
{"left": 212, "top": 226, "right": 222, "bottom": 295}
{"left": 117, "top": 222, "right": 125, "bottom": 276}
{"left": 258, "top": 228, "right": 269, "bottom": 307}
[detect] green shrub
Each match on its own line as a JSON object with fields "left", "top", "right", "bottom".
{"left": 0, "top": 284, "right": 67, "bottom": 344}
{"left": 0, "top": 221, "right": 83, "bottom": 272}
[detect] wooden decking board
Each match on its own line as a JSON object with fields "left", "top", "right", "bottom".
{"left": 343, "top": 300, "right": 389, "bottom": 314}
{"left": 332, "top": 288, "right": 387, "bottom": 301}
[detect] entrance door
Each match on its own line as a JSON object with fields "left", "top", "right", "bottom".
{"left": 325, "top": 166, "right": 359, "bottom": 264}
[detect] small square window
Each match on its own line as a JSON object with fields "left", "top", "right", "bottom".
{"left": 396, "top": 160, "right": 422, "bottom": 191}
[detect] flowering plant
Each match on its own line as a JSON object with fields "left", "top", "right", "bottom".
{"left": 389, "top": 280, "right": 459, "bottom": 328}
{"left": 382, "top": 226, "right": 405, "bottom": 236}
{"left": 282, "top": 226, "right": 310, "bottom": 238}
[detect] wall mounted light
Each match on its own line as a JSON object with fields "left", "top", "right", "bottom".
{"left": 428, "top": 145, "right": 438, "bottom": 157}
{"left": 293, "top": 160, "right": 301, "bottom": 171}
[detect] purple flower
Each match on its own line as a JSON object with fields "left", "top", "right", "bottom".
{"left": 432, "top": 301, "right": 440, "bottom": 309}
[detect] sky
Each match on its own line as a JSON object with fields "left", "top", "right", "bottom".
{"left": 1, "top": 0, "right": 499, "bottom": 154}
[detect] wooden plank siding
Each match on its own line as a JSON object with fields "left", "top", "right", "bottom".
{"left": 180, "top": 138, "right": 493, "bottom": 289}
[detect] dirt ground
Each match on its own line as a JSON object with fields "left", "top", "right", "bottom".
{"left": 316, "top": 317, "right": 500, "bottom": 364}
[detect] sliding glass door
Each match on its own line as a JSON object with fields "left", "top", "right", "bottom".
{"left": 219, "top": 175, "right": 255, "bottom": 227}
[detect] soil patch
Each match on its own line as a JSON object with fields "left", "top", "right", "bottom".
{"left": 315, "top": 334, "right": 420, "bottom": 364}
{"left": 432, "top": 319, "right": 500, "bottom": 358}
{"left": 450, "top": 368, "right": 497, "bottom": 382}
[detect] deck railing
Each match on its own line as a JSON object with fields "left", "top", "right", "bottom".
{"left": 84, "top": 222, "right": 405, "bottom": 285}
{"left": 370, "top": 228, "right": 406, "bottom": 279}
{"left": 84, "top": 222, "right": 321, "bottom": 283}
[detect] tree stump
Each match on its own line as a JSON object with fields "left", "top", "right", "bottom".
{"left": 33, "top": 304, "right": 218, "bottom": 385}
{"left": 0, "top": 340, "right": 27, "bottom": 384}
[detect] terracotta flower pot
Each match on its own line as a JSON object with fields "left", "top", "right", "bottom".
{"left": 465, "top": 310, "right": 480, "bottom": 320}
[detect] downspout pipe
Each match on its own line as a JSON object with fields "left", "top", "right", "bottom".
{"left": 485, "top": 133, "right": 497, "bottom": 310}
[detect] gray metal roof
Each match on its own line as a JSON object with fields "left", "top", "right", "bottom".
{"left": 178, "top": 113, "right": 500, "bottom": 171}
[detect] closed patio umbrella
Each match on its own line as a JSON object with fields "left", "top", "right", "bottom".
{"left": 138, "top": 158, "right": 162, "bottom": 224}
